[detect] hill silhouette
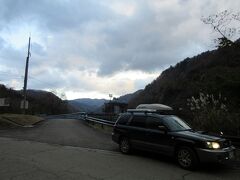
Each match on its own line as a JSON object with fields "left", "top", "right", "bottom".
{"left": 0, "top": 85, "right": 69, "bottom": 115}
{"left": 129, "top": 44, "right": 240, "bottom": 135}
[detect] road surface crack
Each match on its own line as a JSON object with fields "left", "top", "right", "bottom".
{"left": 31, "top": 147, "right": 59, "bottom": 156}
{"left": 9, "top": 169, "right": 60, "bottom": 180}
{"left": 182, "top": 172, "right": 193, "bottom": 180}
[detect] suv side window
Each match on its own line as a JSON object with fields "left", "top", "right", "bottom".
{"left": 117, "top": 114, "right": 131, "bottom": 125}
{"left": 129, "top": 115, "right": 146, "bottom": 128}
{"left": 146, "top": 117, "right": 164, "bottom": 130}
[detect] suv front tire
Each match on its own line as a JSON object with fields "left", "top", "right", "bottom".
{"left": 119, "top": 137, "right": 131, "bottom": 154}
{"left": 176, "top": 146, "right": 198, "bottom": 170}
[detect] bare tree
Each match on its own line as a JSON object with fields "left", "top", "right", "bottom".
{"left": 202, "top": 10, "right": 240, "bottom": 48}
{"left": 60, "top": 92, "right": 67, "bottom": 101}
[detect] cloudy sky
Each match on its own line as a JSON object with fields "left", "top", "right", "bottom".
{"left": 0, "top": 0, "right": 239, "bottom": 100}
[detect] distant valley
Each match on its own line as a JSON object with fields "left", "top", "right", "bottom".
{"left": 68, "top": 89, "right": 143, "bottom": 113}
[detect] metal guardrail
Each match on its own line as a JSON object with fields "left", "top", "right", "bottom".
{"left": 84, "top": 116, "right": 240, "bottom": 147}
{"left": 45, "top": 112, "right": 115, "bottom": 127}
{"left": 84, "top": 116, "right": 115, "bottom": 127}
{"left": 223, "top": 135, "right": 240, "bottom": 148}
{"left": 87, "top": 113, "right": 118, "bottom": 122}
{"left": 45, "top": 112, "right": 240, "bottom": 147}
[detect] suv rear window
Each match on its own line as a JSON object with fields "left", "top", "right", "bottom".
{"left": 146, "top": 117, "right": 163, "bottom": 130}
{"left": 129, "top": 115, "right": 146, "bottom": 128}
{"left": 117, "top": 114, "right": 131, "bottom": 125}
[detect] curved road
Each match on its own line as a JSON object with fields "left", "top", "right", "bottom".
{"left": 0, "top": 118, "right": 118, "bottom": 151}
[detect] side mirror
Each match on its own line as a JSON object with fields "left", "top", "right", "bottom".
{"left": 158, "top": 125, "right": 167, "bottom": 133}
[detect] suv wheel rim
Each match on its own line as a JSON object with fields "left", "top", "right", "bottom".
{"left": 178, "top": 149, "right": 192, "bottom": 168}
{"left": 120, "top": 139, "right": 129, "bottom": 153}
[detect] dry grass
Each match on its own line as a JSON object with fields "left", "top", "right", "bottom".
{"left": 0, "top": 114, "right": 43, "bottom": 126}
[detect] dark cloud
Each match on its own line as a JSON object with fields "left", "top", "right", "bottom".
{"left": 0, "top": 0, "right": 240, "bottom": 97}
{"left": 0, "top": 0, "right": 219, "bottom": 77}
{"left": 0, "top": 46, "right": 25, "bottom": 70}
{"left": 0, "top": 0, "right": 111, "bottom": 32}
{"left": 95, "top": 3, "right": 199, "bottom": 75}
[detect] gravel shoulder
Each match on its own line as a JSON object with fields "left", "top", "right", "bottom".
{"left": 0, "top": 114, "right": 43, "bottom": 127}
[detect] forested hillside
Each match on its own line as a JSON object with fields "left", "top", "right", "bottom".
{"left": 68, "top": 98, "right": 106, "bottom": 113}
{"left": 0, "top": 85, "right": 70, "bottom": 115}
{"left": 117, "top": 90, "right": 143, "bottom": 103}
{"left": 129, "top": 44, "right": 240, "bottom": 135}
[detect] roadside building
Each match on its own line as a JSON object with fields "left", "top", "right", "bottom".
{"left": 103, "top": 100, "right": 128, "bottom": 114}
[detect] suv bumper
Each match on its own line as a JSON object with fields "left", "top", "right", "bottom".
{"left": 196, "top": 146, "right": 236, "bottom": 162}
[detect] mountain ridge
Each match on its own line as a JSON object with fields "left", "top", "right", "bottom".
{"left": 0, "top": 85, "right": 70, "bottom": 114}
{"left": 68, "top": 90, "right": 143, "bottom": 112}
{"left": 129, "top": 45, "right": 240, "bottom": 112}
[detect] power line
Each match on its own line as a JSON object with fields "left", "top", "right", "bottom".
{"left": 0, "top": 71, "right": 23, "bottom": 82}
{"left": 0, "top": 71, "right": 57, "bottom": 95}
{"left": 0, "top": 77, "right": 23, "bottom": 81}
{"left": 0, "top": 73, "right": 57, "bottom": 88}
{"left": 0, "top": 72, "right": 22, "bottom": 76}
{"left": 28, "top": 76, "right": 57, "bottom": 87}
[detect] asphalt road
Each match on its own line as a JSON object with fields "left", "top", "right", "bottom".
{"left": 0, "top": 118, "right": 240, "bottom": 179}
{"left": 0, "top": 118, "right": 118, "bottom": 151}
{"left": 0, "top": 137, "right": 240, "bottom": 180}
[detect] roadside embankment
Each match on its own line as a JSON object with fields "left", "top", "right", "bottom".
{"left": 0, "top": 114, "right": 44, "bottom": 128}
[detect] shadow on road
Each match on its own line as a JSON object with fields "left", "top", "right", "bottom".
{"left": 129, "top": 149, "right": 240, "bottom": 173}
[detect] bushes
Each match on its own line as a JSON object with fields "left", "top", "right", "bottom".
{"left": 187, "top": 92, "right": 240, "bottom": 136}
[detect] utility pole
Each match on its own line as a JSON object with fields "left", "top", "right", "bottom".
{"left": 109, "top": 94, "right": 113, "bottom": 101}
{"left": 22, "top": 36, "right": 31, "bottom": 114}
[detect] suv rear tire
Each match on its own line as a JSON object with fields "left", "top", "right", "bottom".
{"left": 119, "top": 137, "right": 131, "bottom": 154}
{"left": 176, "top": 146, "right": 198, "bottom": 170}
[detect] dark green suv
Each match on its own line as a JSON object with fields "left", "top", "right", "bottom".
{"left": 112, "top": 109, "right": 235, "bottom": 169}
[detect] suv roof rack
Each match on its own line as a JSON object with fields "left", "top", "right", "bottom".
{"left": 136, "top": 104, "right": 173, "bottom": 111}
{"left": 127, "top": 109, "right": 157, "bottom": 113}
